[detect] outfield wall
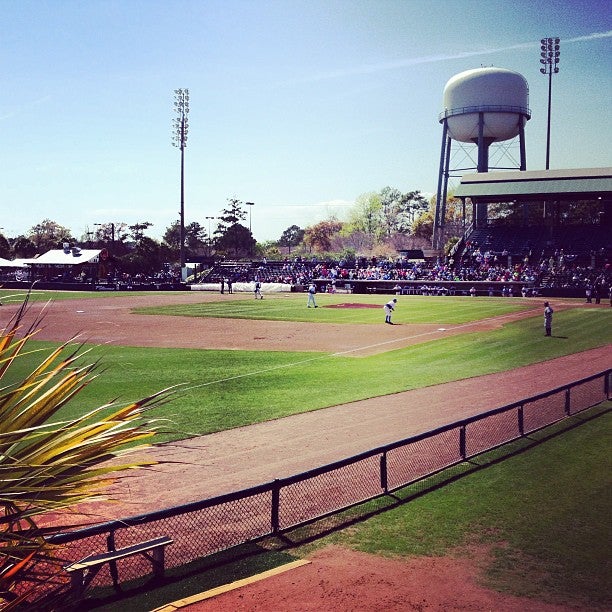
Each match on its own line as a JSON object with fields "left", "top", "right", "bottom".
{"left": 190, "top": 282, "right": 292, "bottom": 293}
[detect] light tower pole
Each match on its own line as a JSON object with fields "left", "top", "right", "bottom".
{"left": 245, "top": 202, "right": 255, "bottom": 233}
{"left": 172, "top": 88, "right": 190, "bottom": 274}
{"left": 205, "top": 215, "right": 215, "bottom": 257}
{"left": 94, "top": 222, "right": 115, "bottom": 250}
{"left": 540, "top": 38, "right": 560, "bottom": 170}
{"left": 245, "top": 202, "right": 255, "bottom": 257}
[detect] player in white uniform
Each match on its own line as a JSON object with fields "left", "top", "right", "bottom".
{"left": 307, "top": 283, "right": 317, "bottom": 307}
{"left": 384, "top": 298, "right": 397, "bottom": 324}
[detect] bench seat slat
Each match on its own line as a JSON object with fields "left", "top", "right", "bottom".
{"left": 66, "top": 536, "right": 173, "bottom": 572}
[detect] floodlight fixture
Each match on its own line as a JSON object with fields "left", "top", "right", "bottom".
{"left": 540, "top": 38, "right": 560, "bottom": 169}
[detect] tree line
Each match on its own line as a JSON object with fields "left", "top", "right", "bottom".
{"left": 1, "top": 188, "right": 603, "bottom": 275}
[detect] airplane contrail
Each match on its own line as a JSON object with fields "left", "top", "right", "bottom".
{"left": 282, "top": 30, "right": 612, "bottom": 85}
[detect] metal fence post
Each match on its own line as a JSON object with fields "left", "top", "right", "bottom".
{"left": 459, "top": 425, "right": 467, "bottom": 460}
{"left": 564, "top": 387, "right": 571, "bottom": 416}
{"left": 380, "top": 452, "right": 388, "bottom": 493}
{"left": 271, "top": 479, "right": 280, "bottom": 535}
{"left": 518, "top": 405, "right": 524, "bottom": 436}
{"left": 107, "top": 530, "right": 119, "bottom": 588}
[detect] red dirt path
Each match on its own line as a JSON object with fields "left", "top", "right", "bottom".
{"left": 185, "top": 545, "right": 581, "bottom": 612}
{"left": 4, "top": 293, "right": 610, "bottom": 611}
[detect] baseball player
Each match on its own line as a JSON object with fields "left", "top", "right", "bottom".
{"left": 307, "top": 283, "right": 318, "bottom": 307}
{"left": 543, "top": 301, "right": 553, "bottom": 336}
{"left": 384, "top": 298, "right": 397, "bottom": 324}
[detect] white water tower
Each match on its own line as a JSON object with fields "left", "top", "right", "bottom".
{"left": 433, "top": 67, "right": 531, "bottom": 249}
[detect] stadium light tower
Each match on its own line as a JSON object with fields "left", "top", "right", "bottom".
{"left": 540, "top": 37, "right": 560, "bottom": 170}
{"left": 245, "top": 202, "right": 255, "bottom": 233}
{"left": 172, "top": 88, "right": 190, "bottom": 273}
{"left": 205, "top": 215, "right": 215, "bottom": 256}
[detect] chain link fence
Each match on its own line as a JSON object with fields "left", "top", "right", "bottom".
{"left": 46, "top": 368, "right": 610, "bottom": 597}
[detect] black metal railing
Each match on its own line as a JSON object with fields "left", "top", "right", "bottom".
{"left": 438, "top": 104, "right": 532, "bottom": 122}
{"left": 47, "top": 368, "right": 611, "bottom": 594}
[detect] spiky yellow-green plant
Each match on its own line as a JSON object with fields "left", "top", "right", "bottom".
{"left": 0, "top": 294, "right": 175, "bottom": 608}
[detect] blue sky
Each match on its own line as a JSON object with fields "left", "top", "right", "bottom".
{"left": 1, "top": 0, "right": 610, "bottom": 243}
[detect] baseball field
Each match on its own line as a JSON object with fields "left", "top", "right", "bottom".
{"left": 1, "top": 290, "right": 609, "bottom": 443}
{"left": 0, "top": 288, "right": 610, "bottom": 610}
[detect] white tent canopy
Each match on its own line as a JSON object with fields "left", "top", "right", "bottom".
{"left": 21, "top": 249, "right": 102, "bottom": 265}
{"left": 0, "top": 257, "right": 27, "bottom": 268}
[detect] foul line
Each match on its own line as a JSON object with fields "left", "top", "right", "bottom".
{"left": 152, "top": 559, "right": 311, "bottom": 611}
{"left": 189, "top": 307, "right": 538, "bottom": 391}
{"left": 330, "top": 306, "right": 539, "bottom": 357}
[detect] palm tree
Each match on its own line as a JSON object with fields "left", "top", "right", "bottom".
{"left": 0, "top": 293, "right": 175, "bottom": 608}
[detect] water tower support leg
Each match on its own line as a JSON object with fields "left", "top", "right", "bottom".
{"left": 434, "top": 120, "right": 449, "bottom": 249}
{"left": 519, "top": 118, "right": 527, "bottom": 171}
{"left": 477, "top": 112, "right": 489, "bottom": 173}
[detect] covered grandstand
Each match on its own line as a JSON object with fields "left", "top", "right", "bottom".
{"left": 448, "top": 167, "right": 611, "bottom": 296}
{"left": 194, "top": 168, "right": 611, "bottom": 298}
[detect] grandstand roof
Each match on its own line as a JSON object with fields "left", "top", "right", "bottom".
{"left": 454, "top": 167, "right": 612, "bottom": 202}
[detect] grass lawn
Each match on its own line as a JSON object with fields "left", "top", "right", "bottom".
{"left": 302, "top": 407, "right": 612, "bottom": 608}
{"left": 0, "top": 289, "right": 147, "bottom": 302}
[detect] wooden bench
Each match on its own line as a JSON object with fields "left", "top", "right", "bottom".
{"left": 64, "top": 536, "right": 173, "bottom": 598}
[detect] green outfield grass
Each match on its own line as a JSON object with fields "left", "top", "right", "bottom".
{"left": 134, "top": 293, "right": 533, "bottom": 324}
{"left": 0, "top": 288, "right": 174, "bottom": 303}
